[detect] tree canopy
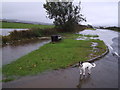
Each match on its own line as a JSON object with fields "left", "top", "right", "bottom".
{"left": 43, "top": 1, "right": 86, "bottom": 32}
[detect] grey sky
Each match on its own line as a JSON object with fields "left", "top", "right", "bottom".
{"left": 1, "top": 1, "right": 118, "bottom": 26}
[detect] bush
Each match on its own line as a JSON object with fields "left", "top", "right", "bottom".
{"left": 2, "top": 25, "right": 87, "bottom": 45}
{"left": 29, "top": 28, "right": 58, "bottom": 36}
{"left": 2, "top": 36, "right": 10, "bottom": 44}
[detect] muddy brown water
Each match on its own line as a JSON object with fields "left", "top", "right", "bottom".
{"left": 2, "top": 29, "right": 119, "bottom": 88}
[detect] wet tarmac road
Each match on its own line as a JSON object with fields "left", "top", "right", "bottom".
{"left": 2, "top": 29, "right": 119, "bottom": 88}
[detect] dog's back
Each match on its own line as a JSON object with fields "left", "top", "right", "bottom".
{"left": 79, "top": 62, "right": 96, "bottom": 75}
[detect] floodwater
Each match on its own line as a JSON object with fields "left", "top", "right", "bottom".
{"left": 2, "top": 39, "right": 50, "bottom": 65}
{"left": 2, "top": 29, "right": 119, "bottom": 88}
{"left": 79, "top": 29, "right": 118, "bottom": 45}
{"left": 1, "top": 28, "right": 51, "bottom": 65}
{"left": 0, "top": 28, "right": 28, "bottom": 36}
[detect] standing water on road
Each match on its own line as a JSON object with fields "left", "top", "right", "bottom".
{"left": 79, "top": 29, "right": 119, "bottom": 55}
{"left": 2, "top": 40, "right": 50, "bottom": 65}
{"left": 79, "top": 29, "right": 118, "bottom": 45}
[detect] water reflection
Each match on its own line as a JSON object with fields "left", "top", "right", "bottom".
{"left": 79, "top": 29, "right": 118, "bottom": 45}
{"left": 77, "top": 74, "right": 91, "bottom": 88}
{"left": 2, "top": 39, "right": 50, "bottom": 65}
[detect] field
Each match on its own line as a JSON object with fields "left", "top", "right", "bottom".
{"left": 0, "top": 21, "right": 54, "bottom": 29}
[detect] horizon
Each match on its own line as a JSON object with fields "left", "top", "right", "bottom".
{"left": 1, "top": 1, "right": 118, "bottom": 27}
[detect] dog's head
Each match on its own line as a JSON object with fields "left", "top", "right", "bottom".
{"left": 79, "top": 61, "right": 83, "bottom": 67}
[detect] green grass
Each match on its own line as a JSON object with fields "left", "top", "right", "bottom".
{"left": 85, "top": 28, "right": 96, "bottom": 30}
{"left": 2, "top": 34, "right": 107, "bottom": 81}
{"left": 2, "top": 78, "right": 15, "bottom": 82}
{"left": 0, "top": 21, "right": 54, "bottom": 29}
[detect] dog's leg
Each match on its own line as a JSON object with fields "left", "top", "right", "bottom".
{"left": 88, "top": 67, "right": 91, "bottom": 75}
{"left": 83, "top": 68, "right": 85, "bottom": 76}
{"left": 80, "top": 69, "right": 82, "bottom": 75}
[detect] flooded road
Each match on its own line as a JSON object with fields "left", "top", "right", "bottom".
{"left": 2, "top": 40, "right": 50, "bottom": 65}
{"left": 2, "top": 29, "right": 119, "bottom": 88}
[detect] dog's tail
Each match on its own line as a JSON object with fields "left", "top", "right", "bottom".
{"left": 92, "top": 63, "right": 96, "bottom": 67}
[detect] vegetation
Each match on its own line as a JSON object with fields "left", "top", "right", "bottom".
{"left": 104, "top": 26, "right": 120, "bottom": 32}
{"left": 1, "top": 28, "right": 57, "bottom": 45}
{"left": 99, "top": 26, "right": 120, "bottom": 32}
{"left": 85, "top": 28, "right": 96, "bottom": 30}
{"left": 2, "top": 24, "right": 87, "bottom": 46}
{"left": 43, "top": 1, "right": 86, "bottom": 32}
{"left": 3, "top": 33, "right": 107, "bottom": 82}
{"left": 2, "top": 78, "right": 15, "bottom": 82}
{"left": 2, "top": 28, "right": 57, "bottom": 45}
{"left": 0, "top": 21, "right": 54, "bottom": 29}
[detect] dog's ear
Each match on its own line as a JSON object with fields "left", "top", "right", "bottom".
{"left": 81, "top": 61, "right": 83, "bottom": 64}
{"left": 80, "top": 61, "right": 83, "bottom": 64}
{"left": 79, "top": 61, "right": 83, "bottom": 65}
{"left": 79, "top": 61, "right": 83, "bottom": 67}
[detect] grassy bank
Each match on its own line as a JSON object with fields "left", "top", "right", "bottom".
{"left": 85, "top": 28, "right": 96, "bottom": 30}
{"left": 2, "top": 28, "right": 58, "bottom": 45}
{"left": 0, "top": 21, "right": 54, "bottom": 29}
{"left": 2, "top": 33, "right": 107, "bottom": 82}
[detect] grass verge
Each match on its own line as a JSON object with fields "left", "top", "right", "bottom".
{"left": 2, "top": 33, "right": 107, "bottom": 82}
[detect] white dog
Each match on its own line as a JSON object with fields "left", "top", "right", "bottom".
{"left": 79, "top": 61, "right": 96, "bottom": 76}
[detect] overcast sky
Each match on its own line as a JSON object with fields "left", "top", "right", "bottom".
{"left": 1, "top": 0, "right": 119, "bottom": 2}
{"left": 1, "top": 0, "right": 119, "bottom": 27}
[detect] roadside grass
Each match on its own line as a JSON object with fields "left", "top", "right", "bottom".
{"left": 1, "top": 22, "right": 54, "bottom": 29}
{"left": 2, "top": 33, "right": 107, "bottom": 81}
{"left": 2, "top": 78, "right": 15, "bottom": 82}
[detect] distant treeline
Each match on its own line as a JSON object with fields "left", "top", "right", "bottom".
{"left": 99, "top": 26, "right": 120, "bottom": 32}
